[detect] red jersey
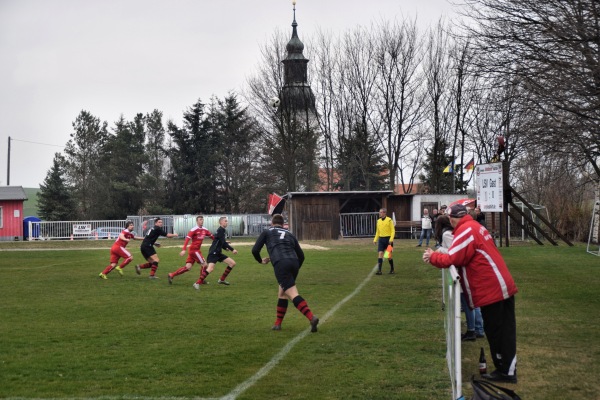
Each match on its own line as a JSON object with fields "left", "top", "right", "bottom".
{"left": 429, "top": 215, "right": 518, "bottom": 308}
{"left": 183, "top": 226, "right": 214, "bottom": 252}
{"left": 113, "top": 229, "right": 135, "bottom": 248}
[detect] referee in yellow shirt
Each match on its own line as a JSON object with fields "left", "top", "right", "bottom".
{"left": 373, "top": 208, "right": 395, "bottom": 275}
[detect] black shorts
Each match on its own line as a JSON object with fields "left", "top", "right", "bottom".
{"left": 273, "top": 258, "right": 300, "bottom": 292}
{"left": 207, "top": 253, "right": 229, "bottom": 264}
{"left": 378, "top": 237, "right": 391, "bottom": 252}
{"left": 140, "top": 245, "right": 156, "bottom": 259}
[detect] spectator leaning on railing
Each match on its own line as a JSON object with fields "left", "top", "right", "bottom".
{"left": 422, "top": 204, "right": 519, "bottom": 384}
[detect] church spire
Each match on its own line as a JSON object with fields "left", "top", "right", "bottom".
{"left": 280, "top": 1, "right": 315, "bottom": 111}
{"left": 283, "top": 1, "right": 308, "bottom": 83}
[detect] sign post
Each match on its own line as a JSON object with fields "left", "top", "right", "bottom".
{"left": 475, "top": 162, "right": 504, "bottom": 245}
{"left": 475, "top": 162, "right": 503, "bottom": 212}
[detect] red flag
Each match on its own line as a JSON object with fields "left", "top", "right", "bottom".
{"left": 267, "top": 193, "right": 285, "bottom": 215}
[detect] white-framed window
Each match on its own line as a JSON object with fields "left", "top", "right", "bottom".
{"left": 0, "top": 206, "right": 3, "bottom": 228}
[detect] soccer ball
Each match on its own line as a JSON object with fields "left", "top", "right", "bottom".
{"left": 269, "top": 97, "right": 280, "bottom": 109}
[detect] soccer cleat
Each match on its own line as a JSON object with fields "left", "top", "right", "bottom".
{"left": 389, "top": 270, "right": 395, "bottom": 274}
{"left": 310, "top": 316, "right": 319, "bottom": 333}
{"left": 193, "top": 283, "right": 200, "bottom": 290}
{"left": 167, "top": 274, "right": 173, "bottom": 285}
{"left": 271, "top": 324, "right": 282, "bottom": 331}
{"left": 99, "top": 273, "right": 108, "bottom": 280}
{"left": 135, "top": 265, "right": 141, "bottom": 275}
{"left": 217, "top": 279, "right": 230, "bottom": 286}
{"left": 115, "top": 266, "right": 124, "bottom": 276}
{"left": 375, "top": 271, "right": 382, "bottom": 275}
{"left": 149, "top": 275, "right": 159, "bottom": 279}
{"left": 481, "top": 370, "right": 517, "bottom": 384}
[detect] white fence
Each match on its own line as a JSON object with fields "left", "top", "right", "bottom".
{"left": 27, "top": 214, "right": 273, "bottom": 241}
{"left": 442, "top": 266, "right": 464, "bottom": 400}
{"left": 28, "top": 213, "right": 380, "bottom": 241}
{"left": 27, "top": 220, "right": 128, "bottom": 241}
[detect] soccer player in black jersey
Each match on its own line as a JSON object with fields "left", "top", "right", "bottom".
{"left": 252, "top": 214, "right": 319, "bottom": 332}
{"left": 193, "top": 216, "right": 238, "bottom": 289}
{"left": 136, "top": 217, "right": 178, "bottom": 279}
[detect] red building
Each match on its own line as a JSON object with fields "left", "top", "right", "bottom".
{"left": 0, "top": 186, "right": 28, "bottom": 241}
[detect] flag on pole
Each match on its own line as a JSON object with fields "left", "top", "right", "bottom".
{"left": 267, "top": 193, "right": 286, "bottom": 215}
{"left": 465, "top": 158, "right": 475, "bottom": 171}
{"left": 443, "top": 159, "right": 462, "bottom": 173}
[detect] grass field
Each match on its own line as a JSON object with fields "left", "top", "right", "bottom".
{"left": 0, "top": 238, "right": 599, "bottom": 399}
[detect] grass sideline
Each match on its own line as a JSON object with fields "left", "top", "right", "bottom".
{"left": 0, "top": 239, "right": 598, "bottom": 399}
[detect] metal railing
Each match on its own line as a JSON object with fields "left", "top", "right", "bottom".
{"left": 28, "top": 213, "right": 379, "bottom": 241}
{"left": 339, "top": 212, "right": 378, "bottom": 238}
{"left": 27, "top": 214, "right": 274, "bottom": 241}
{"left": 27, "top": 220, "right": 128, "bottom": 241}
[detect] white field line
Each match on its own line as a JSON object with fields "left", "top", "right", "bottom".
{"left": 2, "top": 256, "right": 372, "bottom": 400}
{"left": 220, "top": 264, "right": 377, "bottom": 400}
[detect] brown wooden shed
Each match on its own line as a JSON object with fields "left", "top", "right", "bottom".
{"left": 284, "top": 191, "right": 394, "bottom": 240}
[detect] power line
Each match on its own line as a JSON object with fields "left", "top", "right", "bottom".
{"left": 10, "top": 138, "right": 64, "bottom": 148}
{"left": 6, "top": 136, "right": 64, "bottom": 185}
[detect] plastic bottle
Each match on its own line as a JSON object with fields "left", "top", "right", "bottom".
{"left": 479, "top": 347, "right": 487, "bottom": 375}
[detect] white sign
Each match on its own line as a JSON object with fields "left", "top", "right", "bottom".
{"left": 476, "top": 163, "right": 503, "bottom": 212}
{"left": 73, "top": 224, "right": 92, "bottom": 235}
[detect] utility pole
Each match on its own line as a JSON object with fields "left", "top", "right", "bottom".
{"left": 7, "top": 136, "right": 11, "bottom": 186}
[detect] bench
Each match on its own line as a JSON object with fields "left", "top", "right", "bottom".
{"left": 395, "top": 221, "right": 422, "bottom": 240}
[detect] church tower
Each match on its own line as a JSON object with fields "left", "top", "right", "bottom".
{"left": 273, "top": 1, "right": 319, "bottom": 193}
{"left": 280, "top": 1, "right": 316, "bottom": 113}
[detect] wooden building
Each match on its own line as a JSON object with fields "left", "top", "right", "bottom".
{"left": 283, "top": 191, "right": 468, "bottom": 241}
{"left": 284, "top": 191, "right": 393, "bottom": 240}
{"left": 0, "top": 186, "right": 28, "bottom": 241}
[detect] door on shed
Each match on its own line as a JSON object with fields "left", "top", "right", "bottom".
{"left": 300, "top": 202, "right": 338, "bottom": 240}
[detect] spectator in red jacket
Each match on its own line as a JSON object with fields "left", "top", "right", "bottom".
{"left": 422, "top": 203, "right": 518, "bottom": 384}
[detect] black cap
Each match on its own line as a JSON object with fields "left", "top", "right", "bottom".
{"left": 448, "top": 204, "right": 467, "bottom": 218}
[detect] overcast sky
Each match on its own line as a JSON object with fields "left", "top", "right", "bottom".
{"left": 0, "top": 0, "right": 456, "bottom": 188}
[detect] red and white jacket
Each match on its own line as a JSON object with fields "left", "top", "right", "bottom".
{"left": 430, "top": 215, "right": 518, "bottom": 308}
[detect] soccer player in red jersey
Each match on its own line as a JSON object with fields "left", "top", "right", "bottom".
{"left": 167, "top": 215, "right": 214, "bottom": 284}
{"left": 99, "top": 221, "right": 143, "bottom": 279}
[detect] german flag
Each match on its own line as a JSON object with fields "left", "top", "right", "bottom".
{"left": 465, "top": 158, "right": 475, "bottom": 171}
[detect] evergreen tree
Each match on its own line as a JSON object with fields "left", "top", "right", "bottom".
{"left": 102, "top": 114, "right": 145, "bottom": 218}
{"left": 209, "top": 94, "right": 261, "bottom": 212}
{"left": 419, "top": 138, "right": 467, "bottom": 193}
{"left": 166, "top": 99, "right": 220, "bottom": 213}
{"left": 337, "top": 122, "right": 387, "bottom": 191}
{"left": 141, "top": 109, "right": 169, "bottom": 214}
{"left": 64, "top": 110, "right": 109, "bottom": 219}
{"left": 37, "top": 153, "right": 76, "bottom": 221}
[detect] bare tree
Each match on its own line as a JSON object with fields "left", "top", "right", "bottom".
{"left": 422, "top": 20, "right": 455, "bottom": 193}
{"left": 462, "top": 0, "right": 600, "bottom": 178}
{"left": 310, "top": 29, "right": 341, "bottom": 190}
{"left": 373, "top": 17, "right": 427, "bottom": 193}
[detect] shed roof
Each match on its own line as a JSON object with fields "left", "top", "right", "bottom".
{"left": 0, "top": 186, "right": 28, "bottom": 201}
{"left": 285, "top": 190, "right": 394, "bottom": 198}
